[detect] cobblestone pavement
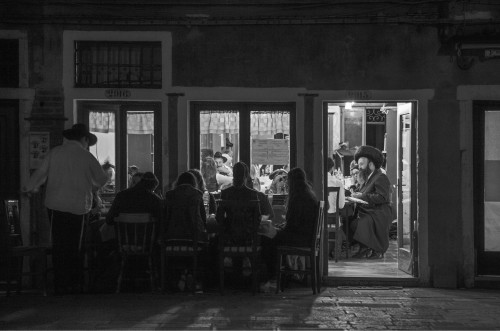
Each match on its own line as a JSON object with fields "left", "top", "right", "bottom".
{"left": 2, "top": 287, "right": 500, "bottom": 330}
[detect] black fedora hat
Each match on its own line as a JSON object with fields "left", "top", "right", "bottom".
{"left": 63, "top": 123, "right": 97, "bottom": 146}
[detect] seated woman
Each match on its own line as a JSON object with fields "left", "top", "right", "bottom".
{"left": 201, "top": 157, "right": 219, "bottom": 193}
{"left": 261, "top": 168, "right": 318, "bottom": 283}
{"left": 188, "top": 168, "right": 217, "bottom": 215}
{"left": 164, "top": 172, "right": 207, "bottom": 242}
{"left": 163, "top": 172, "right": 208, "bottom": 291}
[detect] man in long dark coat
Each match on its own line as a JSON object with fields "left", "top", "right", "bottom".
{"left": 350, "top": 145, "right": 393, "bottom": 259}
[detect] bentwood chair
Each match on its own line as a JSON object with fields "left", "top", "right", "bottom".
{"left": 216, "top": 200, "right": 261, "bottom": 295}
{"left": 115, "top": 213, "right": 157, "bottom": 293}
{"left": 275, "top": 201, "right": 325, "bottom": 295}
{"left": 161, "top": 199, "right": 208, "bottom": 293}
{"left": 1, "top": 200, "right": 50, "bottom": 296}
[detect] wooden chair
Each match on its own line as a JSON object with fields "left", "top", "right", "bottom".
{"left": 161, "top": 199, "right": 208, "bottom": 293}
{"left": 1, "top": 200, "right": 50, "bottom": 296}
{"left": 216, "top": 200, "right": 261, "bottom": 295}
{"left": 270, "top": 194, "right": 287, "bottom": 225}
{"left": 275, "top": 201, "right": 325, "bottom": 295}
{"left": 115, "top": 213, "right": 157, "bottom": 293}
{"left": 326, "top": 187, "right": 347, "bottom": 262}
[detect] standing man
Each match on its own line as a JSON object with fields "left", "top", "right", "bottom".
{"left": 350, "top": 145, "right": 393, "bottom": 259}
{"left": 23, "top": 123, "right": 108, "bottom": 294}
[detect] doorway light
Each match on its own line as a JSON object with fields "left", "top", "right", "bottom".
{"left": 345, "top": 102, "right": 354, "bottom": 110}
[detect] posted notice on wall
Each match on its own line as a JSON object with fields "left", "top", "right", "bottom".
{"left": 252, "top": 139, "right": 289, "bottom": 164}
{"left": 29, "top": 132, "right": 50, "bottom": 170}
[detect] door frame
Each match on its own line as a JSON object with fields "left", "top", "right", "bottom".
{"left": 473, "top": 101, "right": 500, "bottom": 276}
{"left": 189, "top": 101, "right": 297, "bottom": 170}
{"left": 396, "top": 103, "right": 418, "bottom": 277}
{"left": 322, "top": 100, "right": 419, "bottom": 278}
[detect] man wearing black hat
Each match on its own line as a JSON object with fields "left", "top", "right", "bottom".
{"left": 24, "top": 123, "right": 108, "bottom": 294}
{"left": 349, "top": 145, "right": 393, "bottom": 259}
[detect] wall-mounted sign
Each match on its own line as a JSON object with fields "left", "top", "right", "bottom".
{"left": 105, "top": 89, "right": 131, "bottom": 99}
{"left": 29, "top": 132, "right": 50, "bottom": 170}
{"left": 346, "top": 90, "right": 372, "bottom": 100}
{"left": 252, "top": 139, "right": 289, "bottom": 165}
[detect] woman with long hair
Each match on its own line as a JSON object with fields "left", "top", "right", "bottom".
{"left": 261, "top": 167, "right": 318, "bottom": 286}
{"left": 201, "top": 157, "right": 218, "bottom": 192}
{"left": 188, "top": 168, "right": 217, "bottom": 215}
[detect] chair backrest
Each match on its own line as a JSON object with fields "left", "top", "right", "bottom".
{"left": 327, "top": 186, "right": 340, "bottom": 214}
{"left": 216, "top": 200, "right": 261, "bottom": 247}
{"left": 164, "top": 193, "right": 205, "bottom": 244}
{"left": 115, "top": 213, "right": 156, "bottom": 254}
{"left": 312, "top": 201, "right": 325, "bottom": 252}
{"left": 271, "top": 194, "right": 287, "bottom": 206}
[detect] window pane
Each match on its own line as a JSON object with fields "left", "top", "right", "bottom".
{"left": 89, "top": 111, "right": 116, "bottom": 195}
{"left": 199, "top": 111, "right": 239, "bottom": 193}
{"left": 344, "top": 108, "right": 363, "bottom": 148}
{"left": 127, "top": 111, "right": 155, "bottom": 188}
{"left": 75, "top": 41, "right": 161, "bottom": 88}
{"left": 250, "top": 111, "right": 290, "bottom": 194}
{"left": 484, "top": 111, "right": 500, "bottom": 252}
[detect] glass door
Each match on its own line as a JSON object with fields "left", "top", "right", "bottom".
{"left": 397, "top": 103, "right": 417, "bottom": 276}
{"left": 474, "top": 103, "right": 500, "bottom": 275}
{"left": 191, "top": 102, "right": 295, "bottom": 194}
{"left": 78, "top": 101, "right": 162, "bottom": 201}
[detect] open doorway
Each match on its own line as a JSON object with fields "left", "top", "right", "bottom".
{"left": 323, "top": 101, "right": 417, "bottom": 279}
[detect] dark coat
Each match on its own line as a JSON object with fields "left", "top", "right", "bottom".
{"left": 105, "top": 185, "right": 162, "bottom": 224}
{"left": 353, "top": 168, "right": 393, "bottom": 253}
{"left": 164, "top": 184, "right": 207, "bottom": 242}
{"left": 221, "top": 185, "right": 274, "bottom": 219}
{"left": 275, "top": 192, "right": 318, "bottom": 247}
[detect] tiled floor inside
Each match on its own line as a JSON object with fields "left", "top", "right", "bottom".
{"left": 328, "top": 240, "right": 414, "bottom": 278}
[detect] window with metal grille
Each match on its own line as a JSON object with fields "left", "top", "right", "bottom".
{"left": 0, "top": 39, "right": 19, "bottom": 88}
{"left": 74, "top": 41, "right": 162, "bottom": 88}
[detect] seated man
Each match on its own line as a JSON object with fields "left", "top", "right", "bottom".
{"left": 349, "top": 145, "right": 393, "bottom": 259}
{"left": 105, "top": 172, "right": 162, "bottom": 224}
{"left": 214, "top": 151, "right": 233, "bottom": 177}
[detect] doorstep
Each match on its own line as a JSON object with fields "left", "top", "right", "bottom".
{"left": 475, "top": 275, "right": 500, "bottom": 289}
{"left": 323, "top": 276, "right": 420, "bottom": 287}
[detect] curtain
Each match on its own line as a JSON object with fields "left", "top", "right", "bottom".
{"left": 250, "top": 111, "right": 289, "bottom": 136}
{"left": 127, "top": 112, "right": 154, "bottom": 134}
{"left": 89, "top": 111, "right": 154, "bottom": 134}
{"left": 89, "top": 111, "right": 115, "bottom": 133}
{"left": 200, "top": 111, "right": 239, "bottom": 134}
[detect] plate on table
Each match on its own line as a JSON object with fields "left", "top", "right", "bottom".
{"left": 346, "top": 196, "right": 368, "bottom": 205}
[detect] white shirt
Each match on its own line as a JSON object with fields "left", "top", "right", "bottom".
{"left": 26, "top": 139, "right": 108, "bottom": 215}
{"left": 327, "top": 172, "right": 345, "bottom": 213}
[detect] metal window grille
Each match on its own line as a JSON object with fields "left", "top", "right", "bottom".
{"left": 74, "top": 41, "right": 162, "bottom": 88}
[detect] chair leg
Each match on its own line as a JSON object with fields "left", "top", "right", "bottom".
{"left": 335, "top": 229, "right": 340, "bottom": 263}
{"left": 16, "top": 256, "right": 23, "bottom": 294}
{"left": 251, "top": 255, "right": 257, "bottom": 295}
{"left": 219, "top": 254, "right": 225, "bottom": 295}
{"left": 275, "top": 253, "right": 282, "bottom": 294}
{"left": 148, "top": 256, "right": 155, "bottom": 292}
{"left": 310, "top": 255, "right": 317, "bottom": 295}
{"left": 116, "top": 254, "right": 127, "bottom": 294}
{"left": 161, "top": 250, "right": 166, "bottom": 293}
{"left": 192, "top": 255, "right": 198, "bottom": 294}
{"left": 42, "top": 252, "right": 48, "bottom": 297}
{"left": 315, "top": 255, "right": 321, "bottom": 293}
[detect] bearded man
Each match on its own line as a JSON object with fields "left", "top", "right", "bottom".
{"left": 350, "top": 145, "right": 393, "bottom": 259}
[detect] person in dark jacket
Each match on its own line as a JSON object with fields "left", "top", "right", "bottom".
{"left": 261, "top": 167, "right": 318, "bottom": 283}
{"left": 350, "top": 145, "right": 393, "bottom": 259}
{"left": 164, "top": 172, "right": 207, "bottom": 242}
{"left": 105, "top": 171, "right": 162, "bottom": 224}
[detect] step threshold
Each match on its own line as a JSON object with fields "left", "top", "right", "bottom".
{"left": 323, "top": 276, "right": 420, "bottom": 287}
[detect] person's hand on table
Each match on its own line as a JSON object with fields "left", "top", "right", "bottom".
{"left": 351, "top": 192, "right": 363, "bottom": 199}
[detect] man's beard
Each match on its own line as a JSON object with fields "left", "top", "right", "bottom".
{"left": 359, "top": 167, "right": 372, "bottom": 181}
